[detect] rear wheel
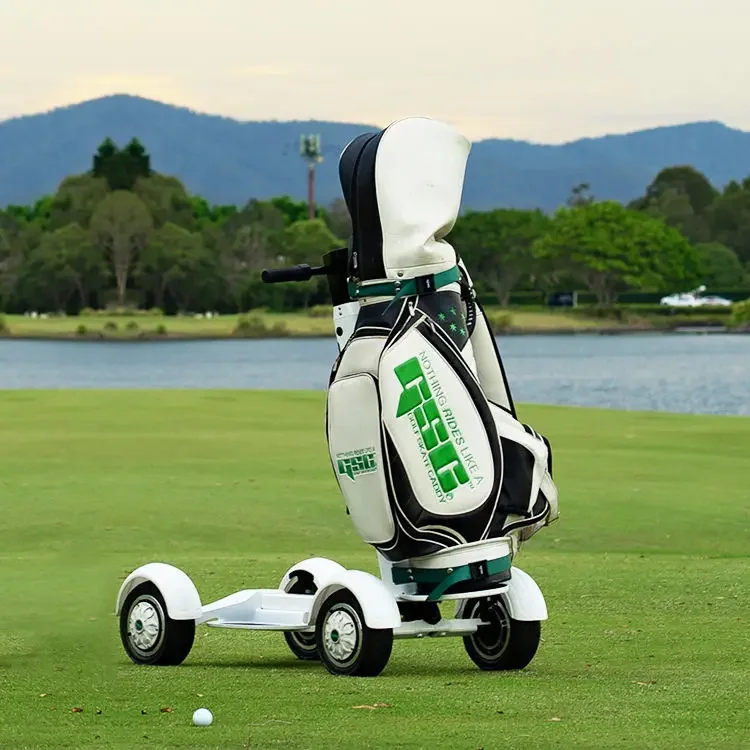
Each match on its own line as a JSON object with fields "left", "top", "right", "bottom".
{"left": 283, "top": 573, "right": 319, "bottom": 661}
{"left": 462, "top": 596, "right": 541, "bottom": 670}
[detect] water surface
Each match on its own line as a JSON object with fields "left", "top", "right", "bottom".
{"left": 0, "top": 334, "right": 747, "bottom": 416}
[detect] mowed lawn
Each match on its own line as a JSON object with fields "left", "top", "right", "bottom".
{"left": 0, "top": 391, "right": 748, "bottom": 749}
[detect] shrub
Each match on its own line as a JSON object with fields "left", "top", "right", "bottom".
{"left": 89, "top": 307, "right": 162, "bottom": 317}
{"left": 103, "top": 321, "right": 118, "bottom": 332}
{"left": 271, "top": 321, "right": 289, "bottom": 337}
{"left": 75, "top": 323, "right": 87, "bottom": 336}
{"left": 485, "top": 310, "right": 513, "bottom": 332}
{"left": 0, "top": 314, "right": 7, "bottom": 333}
{"left": 80, "top": 307, "right": 97, "bottom": 317}
{"left": 233, "top": 314, "right": 268, "bottom": 337}
{"left": 307, "top": 304, "right": 331, "bottom": 318}
{"left": 156, "top": 323, "right": 168, "bottom": 335}
{"left": 730, "top": 298, "right": 750, "bottom": 327}
{"left": 574, "top": 305, "right": 631, "bottom": 321}
{"left": 125, "top": 320, "right": 139, "bottom": 331}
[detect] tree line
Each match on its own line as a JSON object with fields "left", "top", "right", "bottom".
{"left": 0, "top": 140, "right": 748, "bottom": 315}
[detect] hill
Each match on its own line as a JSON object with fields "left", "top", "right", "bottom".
{"left": 2, "top": 95, "right": 750, "bottom": 211}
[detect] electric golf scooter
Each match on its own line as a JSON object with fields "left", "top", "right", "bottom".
{"left": 116, "top": 251, "right": 552, "bottom": 678}
{"left": 116, "top": 117, "right": 558, "bottom": 677}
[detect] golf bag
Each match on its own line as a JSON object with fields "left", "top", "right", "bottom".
{"left": 325, "top": 117, "right": 559, "bottom": 564}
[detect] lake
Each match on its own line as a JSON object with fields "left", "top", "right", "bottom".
{"left": 0, "top": 334, "right": 748, "bottom": 416}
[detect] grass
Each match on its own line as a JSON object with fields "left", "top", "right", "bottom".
{"left": 0, "top": 391, "right": 749, "bottom": 749}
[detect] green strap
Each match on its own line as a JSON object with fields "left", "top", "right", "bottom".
{"left": 347, "top": 265, "right": 460, "bottom": 301}
{"left": 391, "top": 555, "right": 512, "bottom": 602}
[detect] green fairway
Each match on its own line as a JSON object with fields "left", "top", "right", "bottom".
{"left": 0, "top": 391, "right": 748, "bottom": 749}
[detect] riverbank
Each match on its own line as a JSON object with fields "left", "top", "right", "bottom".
{"left": 0, "top": 308, "right": 744, "bottom": 340}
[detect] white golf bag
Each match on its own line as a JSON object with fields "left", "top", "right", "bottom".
{"left": 262, "top": 117, "right": 558, "bottom": 600}
{"left": 324, "top": 118, "right": 559, "bottom": 595}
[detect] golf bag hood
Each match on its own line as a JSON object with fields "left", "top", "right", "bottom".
{"left": 339, "top": 117, "right": 469, "bottom": 287}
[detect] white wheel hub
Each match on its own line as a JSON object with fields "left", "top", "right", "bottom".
{"left": 127, "top": 596, "right": 164, "bottom": 653}
{"left": 323, "top": 606, "right": 360, "bottom": 663}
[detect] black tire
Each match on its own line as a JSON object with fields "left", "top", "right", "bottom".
{"left": 283, "top": 574, "right": 320, "bottom": 661}
{"left": 461, "top": 596, "right": 541, "bottom": 671}
{"left": 315, "top": 589, "right": 393, "bottom": 677}
{"left": 120, "top": 582, "right": 195, "bottom": 666}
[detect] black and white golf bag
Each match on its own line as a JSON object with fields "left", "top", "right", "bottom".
{"left": 324, "top": 117, "right": 559, "bottom": 590}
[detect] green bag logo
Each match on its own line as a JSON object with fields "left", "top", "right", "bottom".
{"left": 394, "top": 356, "right": 470, "bottom": 498}
{"left": 336, "top": 450, "right": 377, "bottom": 481}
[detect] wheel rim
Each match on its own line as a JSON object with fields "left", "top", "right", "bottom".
{"left": 126, "top": 595, "right": 165, "bottom": 657}
{"left": 289, "top": 630, "right": 317, "bottom": 651}
{"left": 470, "top": 599, "right": 511, "bottom": 661}
{"left": 287, "top": 576, "right": 317, "bottom": 652}
{"left": 322, "top": 604, "right": 361, "bottom": 665}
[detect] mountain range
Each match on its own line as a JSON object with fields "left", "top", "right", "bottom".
{"left": 2, "top": 95, "right": 750, "bottom": 212}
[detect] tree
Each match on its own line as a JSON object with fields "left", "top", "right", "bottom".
{"left": 136, "top": 223, "right": 217, "bottom": 312}
{"left": 92, "top": 138, "right": 151, "bottom": 191}
{"left": 0, "top": 213, "right": 22, "bottom": 307}
{"left": 642, "top": 186, "right": 711, "bottom": 243}
{"left": 133, "top": 174, "right": 194, "bottom": 230}
{"left": 90, "top": 191, "right": 152, "bottom": 305}
{"left": 191, "top": 196, "right": 237, "bottom": 229}
{"left": 324, "top": 198, "right": 352, "bottom": 240}
{"left": 20, "top": 223, "right": 108, "bottom": 310}
{"left": 280, "top": 219, "right": 343, "bottom": 264}
{"left": 629, "top": 166, "right": 718, "bottom": 244}
{"left": 567, "top": 183, "right": 595, "bottom": 207}
{"left": 55, "top": 223, "right": 109, "bottom": 306}
{"left": 450, "top": 209, "right": 551, "bottom": 306}
{"left": 270, "top": 195, "right": 325, "bottom": 225}
{"left": 533, "top": 201, "right": 701, "bottom": 305}
{"left": 694, "top": 242, "right": 747, "bottom": 289}
{"left": 707, "top": 184, "right": 750, "bottom": 264}
{"left": 123, "top": 138, "right": 151, "bottom": 177}
{"left": 48, "top": 174, "right": 109, "bottom": 230}
{"left": 224, "top": 199, "right": 286, "bottom": 238}
{"left": 633, "top": 166, "right": 718, "bottom": 216}
{"left": 215, "top": 200, "right": 287, "bottom": 307}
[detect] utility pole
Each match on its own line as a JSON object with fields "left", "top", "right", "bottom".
{"left": 300, "top": 134, "right": 323, "bottom": 220}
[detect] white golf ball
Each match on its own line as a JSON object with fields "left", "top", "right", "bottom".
{"left": 192, "top": 708, "right": 213, "bottom": 726}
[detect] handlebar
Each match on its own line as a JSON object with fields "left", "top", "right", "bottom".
{"left": 261, "top": 264, "right": 326, "bottom": 284}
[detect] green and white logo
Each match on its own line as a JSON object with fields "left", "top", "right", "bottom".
{"left": 394, "top": 353, "right": 482, "bottom": 503}
{"left": 336, "top": 448, "right": 378, "bottom": 481}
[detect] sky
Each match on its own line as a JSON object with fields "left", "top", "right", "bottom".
{"left": 1, "top": 0, "right": 748, "bottom": 143}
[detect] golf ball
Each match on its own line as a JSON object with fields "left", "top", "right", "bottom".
{"left": 192, "top": 708, "right": 213, "bottom": 726}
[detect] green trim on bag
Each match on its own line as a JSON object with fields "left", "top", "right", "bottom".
{"left": 391, "top": 555, "right": 512, "bottom": 602}
{"left": 347, "top": 266, "right": 461, "bottom": 301}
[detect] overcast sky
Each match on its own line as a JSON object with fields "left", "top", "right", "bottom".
{"left": 1, "top": 0, "right": 748, "bottom": 143}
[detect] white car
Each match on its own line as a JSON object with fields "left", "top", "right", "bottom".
{"left": 659, "top": 292, "right": 699, "bottom": 307}
{"left": 660, "top": 285, "right": 732, "bottom": 308}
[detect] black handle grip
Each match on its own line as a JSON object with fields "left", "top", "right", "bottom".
{"left": 261, "top": 264, "right": 316, "bottom": 284}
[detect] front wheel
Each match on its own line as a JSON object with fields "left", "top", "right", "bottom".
{"left": 120, "top": 582, "right": 195, "bottom": 666}
{"left": 461, "top": 597, "right": 541, "bottom": 670}
{"left": 315, "top": 589, "right": 393, "bottom": 677}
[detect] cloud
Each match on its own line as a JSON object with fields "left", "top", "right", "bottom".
{"left": 52, "top": 74, "right": 192, "bottom": 106}
{"left": 232, "top": 65, "right": 289, "bottom": 78}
